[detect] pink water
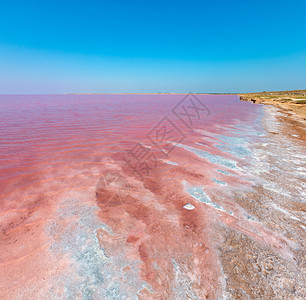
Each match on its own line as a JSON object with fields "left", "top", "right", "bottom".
{"left": 3, "top": 94, "right": 296, "bottom": 299}
{"left": 0, "top": 94, "right": 261, "bottom": 205}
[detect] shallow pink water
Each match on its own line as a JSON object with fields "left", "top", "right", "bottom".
{"left": 0, "top": 94, "right": 261, "bottom": 206}
{"left": 1, "top": 94, "right": 277, "bottom": 299}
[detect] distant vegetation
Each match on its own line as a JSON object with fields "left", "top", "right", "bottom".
{"left": 295, "top": 100, "right": 306, "bottom": 104}
{"left": 238, "top": 89, "right": 306, "bottom": 102}
{"left": 239, "top": 89, "right": 306, "bottom": 97}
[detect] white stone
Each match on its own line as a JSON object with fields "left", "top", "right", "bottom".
{"left": 183, "top": 203, "right": 195, "bottom": 210}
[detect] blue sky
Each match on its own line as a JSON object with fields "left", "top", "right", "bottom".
{"left": 0, "top": 0, "right": 305, "bottom": 93}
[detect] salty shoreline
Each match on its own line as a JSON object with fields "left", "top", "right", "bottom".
{"left": 219, "top": 104, "right": 306, "bottom": 298}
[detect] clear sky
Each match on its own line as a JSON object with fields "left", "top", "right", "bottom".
{"left": 0, "top": 0, "right": 305, "bottom": 94}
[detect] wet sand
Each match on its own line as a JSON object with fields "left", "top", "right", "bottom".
{"left": 0, "top": 94, "right": 305, "bottom": 299}
{"left": 219, "top": 106, "right": 306, "bottom": 299}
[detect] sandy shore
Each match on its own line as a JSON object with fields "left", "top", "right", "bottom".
{"left": 239, "top": 90, "right": 306, "bottom": 124}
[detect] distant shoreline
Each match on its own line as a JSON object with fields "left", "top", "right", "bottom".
{"left": 68, "top": 89, "right": 306, "bottom": 96}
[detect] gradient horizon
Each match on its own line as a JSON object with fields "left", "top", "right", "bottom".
{"left": 0, "top": 0, "right": 306, "bottom": 94}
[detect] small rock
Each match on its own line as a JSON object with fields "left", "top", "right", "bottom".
{"left": 183, "top": 203, "right": 195, "bottom": 210}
